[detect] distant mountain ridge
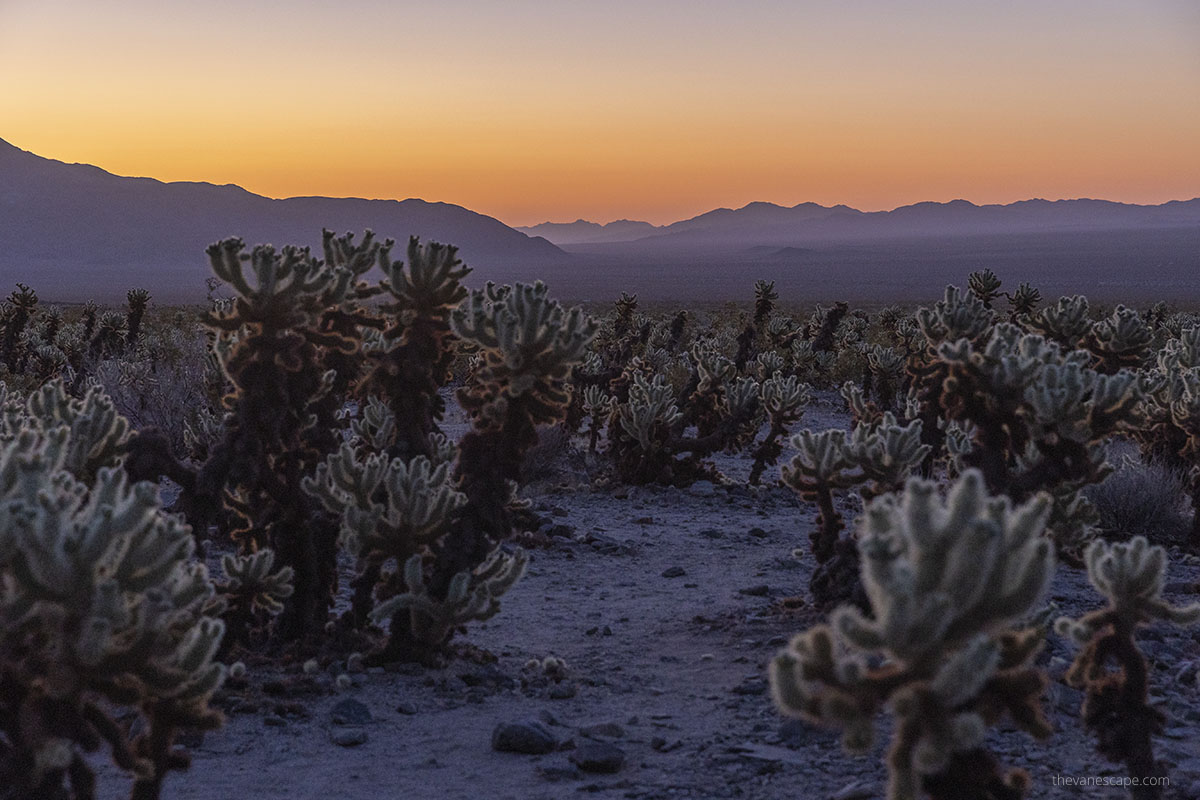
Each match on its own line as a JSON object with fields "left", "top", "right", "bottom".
{"left": 525, "top": 197, "right": 1200, "bottom": 250}
{"left": 0, "top": 137, "right": 565, "bottom": 301}
{"left": 3, "top": 136, "right": 1198, "bottom": 303}
{"left": 516, "top": 218, "right": 659, "bottom": 244}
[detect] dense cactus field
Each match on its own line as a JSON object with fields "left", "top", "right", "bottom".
{"left": 1, "top": 233, "right": 1198, "bottom": 800}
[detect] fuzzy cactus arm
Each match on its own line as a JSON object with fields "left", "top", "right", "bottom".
{"left": 771, "top": 470, "right": 1055, "bottom": 800}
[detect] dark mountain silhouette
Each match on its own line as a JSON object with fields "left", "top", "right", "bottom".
{"left": 516, "top": 218, "right": 659, "bottom": 244}
{"left": 0, "top": 137, "right": 565, "bottom": 301}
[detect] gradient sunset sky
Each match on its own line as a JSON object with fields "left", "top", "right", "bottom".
{"left": 2, "top": 0, "right": 1198, "bottom": 225}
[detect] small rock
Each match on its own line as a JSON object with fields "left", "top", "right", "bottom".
{"left": 748, "top": 527, "right": 768, "bottom": 538}
{"left": 738, "top": 584, "right": 770, "bottom": 597}
{"left": 331, "top": 728, "right": 367, "bottom": 747}
{"left": 778, "top": 719, "right": 809, "bottom": 747}
{"left": 539, "top": 765, "right": 583, "bottom": 782}
{"left": 549, "top": 682, "right": 578, "bottom": 700}
{"left": 661, "top": 566, "right": 687, "bottom": 578}
{"left": 689, "top": 481, "right": 716, "bottom": 497}
{"left": 569, "top": 741, "right": 626, "bottom": 773}
{"left": 263, "top": 715, "right": 287, "bottom": 727}
{"left": 699, "top": 528, "right": 723, "bottom": 539}
{"left": 633, "top": 516, "right": 655, "bottom": 525}
{"left": 651, "top": 736, "right": 683, "bottom": 752}
{"left": 330, "top": 698, "right": 373, "bottom": 725}
{"left": 492, "top": 720, "right": 558, "bottom": 754}
{"left": 580, "top": 722, "right": 625, "bottom": 740}
{"left": 731, "top": 678, "right": 769, "bottom": 696}
{"left": 395, "top": 701, "right": 418, "bottom": 715}
{"left": 830, "top": 780, "right": 877, "bottom": 800}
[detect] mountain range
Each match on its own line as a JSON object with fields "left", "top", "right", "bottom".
{"left": 2, "top": 136, "right": 1199, "bottom": 303}
{"left": 521, "top": 197, "right": 1200, "bottom": 252}
{"left": 0, "top": 137, "right": 564, "bottom": 301}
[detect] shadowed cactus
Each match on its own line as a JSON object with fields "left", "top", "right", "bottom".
{"left": 305, "top": 444, "right": 466, "bottom": 633}
{"left": 1132, "top": 325, "right": 1200, "bottom": 545}
{"left": 357, "top": 235, "right": 470, "bottom": 462}
{"left": 213, "top": 549, "right": 294, "bottom": 653}
{"left": 916, "top": 313, "right": 1143, "bottom": 559}
{"left": 749, "top": 373, "right": 810, "bottom": 485}
{"left": 125, "top": 289, "right": 151, "bottom": 349}
{"left": 783, "top": 412, "right": 929, "bottom": 608}
{"left": 1023, "top": 295, "right": 1090, "bottom": 348}
{"left": 771, "top": 470, "right": 1056, "bottom": 800}
{"left": 17, "top": 378, "right": 131, "bottom": 484}
{"left": 0, "top": 421, "right": 225, "bottom": 799}
{"left": 1087, "top": 305, "right": 1153, "bottom": 373}
{"left": 1055, "top": 537, "right": 1200, "bottom": 800}
{"left": 967, "top": 269, "right": 1002, "bottom": 308}
{"left": 371, "top": 548, "right": 528, "bottom": 650}
{"left": 1004, "top": 282, "right": 1041, "bottom": 320}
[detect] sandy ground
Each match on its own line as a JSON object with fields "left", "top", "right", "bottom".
{"left": 96, "top": 395, "right": 1200, "bottom": 800}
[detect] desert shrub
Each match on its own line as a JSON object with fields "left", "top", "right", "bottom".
{"left": 1083, "top": 452, "right": 1192, "bottom": 544}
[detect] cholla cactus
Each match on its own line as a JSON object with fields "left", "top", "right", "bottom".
{"left": 753, "top": 279, "right": 778, "bottom": 329}
{"left": 452, "top": 282, "right": 596, "bottom": 430}
{"left": 1023, "top": 295, "right": 1090, "bottom": 348}
{"left": 358, "top": 235, "right": 469, "bottom": 461}
{"left": 1055, "top": 538, "right": 1200, "bottom": 799}
{"left": 749, "top": 374, "right": 810, "bottom": 485}
{"left": 916, "top": 286, "right": 992, "bottom": 345}
{"left": 140, "top": 234, "right": 368, "bottom": 641}
{"left": 755, "top": 350, "right": 786, "bottom": 380}
{"left": 213, "top": 549, "right": 295, "bottom": 651}
{"left": 0, "top": 426, "right": 225, "bottom": 799}
{"left": 304, "top": 445, "right": 467, "bottom": 638}
{"left": 371, "top": 548, "right": 528, "bottom": 651}
{"left": 13, "top": 378, "right": 131, "bottom": 484}
{"left": 867, "top": 344, "right": 906, "bottom": 410}
{"left": 967, "top": 269, "right": 1002, "bottom": 308}
{"left": 1136, "top": 327, "right": 1200, "bottom": 544}
{"left": 609, "top": 353, "right": 761, "bottom": 486}
{"left": 0, "top": 282, "right": 38, "bottom": 372}
{"left": 783, "top": 414, "right": 929, "bottom": 607}
{"left": 1087, "top": 305, "right": 1153, "bottom": 373}
{"left": 125, "top": 288, "right": 151, "bottom": 348}
{"left": 928, "top": 321, "right": 1142, "bottom": 559}
{"left": 581, "top": 384, "right": 613, "bottom": 452}
{"left": 1004, "top": 282, "right": 1041, "bottom": 320}
{"left": 771, "top": 471, "right": 1055, "bottom": 800}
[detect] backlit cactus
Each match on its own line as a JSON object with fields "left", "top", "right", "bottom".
{"left": 0, "top": 412, "right": 224, "bottom": 799}
{"left": 771, "top": 470, "right": 1056, "bottom": 800}
{"left": 1056, "top": 538, "right": 1200, "bottom": 799}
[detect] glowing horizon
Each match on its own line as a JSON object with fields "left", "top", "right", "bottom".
{"left": 3, "top": 1, "right": 1198, "bottom": 227}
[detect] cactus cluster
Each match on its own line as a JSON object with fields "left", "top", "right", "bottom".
{"left": 0, "top": 388, "right": 225, "bottom": 799}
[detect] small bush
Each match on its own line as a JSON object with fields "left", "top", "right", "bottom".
{"left": 1084, "top": 452, "right": 1192, "bottom": 545}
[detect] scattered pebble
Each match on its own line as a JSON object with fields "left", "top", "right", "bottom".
{"left": 492, "top": 720, "right": 558, "bottom": 754}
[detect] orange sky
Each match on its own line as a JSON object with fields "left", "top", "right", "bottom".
{"left": 2, "top": 1, "right": 1199, "bottom": 225}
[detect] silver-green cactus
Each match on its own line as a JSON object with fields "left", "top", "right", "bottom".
{"left": 0, "top": 424, "right": 224, "bottom": 798}
{"left": 1054, "top": 537, "right": 1200, "bottom": 799}
{"left": 770, "top": 470, "right": 1056, "bottom": 800}
{"left": 371, "top": 548, "right": 529, "bottom": 649}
